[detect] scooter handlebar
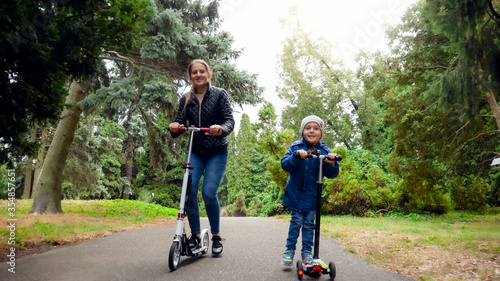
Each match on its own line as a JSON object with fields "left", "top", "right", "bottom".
{"left": 294, "top": 151, "right": 342, "bottom": 162}
{"left": 178, "top": 125, "right": 210, "bottom": 132}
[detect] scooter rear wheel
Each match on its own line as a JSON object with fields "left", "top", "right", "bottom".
{"left": 168, "top": 241, "right": 181, "bottom": 271}
{"left": 329, "top": 261, "right": 336, "bottom": 280}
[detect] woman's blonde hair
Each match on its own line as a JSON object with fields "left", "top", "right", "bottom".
{"left": 182, "top": 59, "right": 212, "bottom": 115}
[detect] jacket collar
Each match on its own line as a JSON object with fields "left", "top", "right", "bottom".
{"left": 193, "top": 82, "right": 212, "bottom": 96}
{"left": 301, "top": 138, "right": 321, "bottom": 149}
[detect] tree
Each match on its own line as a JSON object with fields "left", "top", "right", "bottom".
{"left": 55, "top": 0, "right": 263, "bottom": 206}
{"left": 252, "top": 103, "right": 293, "bottom": 214}
{"left": 276, "top": 6, "right": 361, "bottom": 149}
{"left": 225, "top": 114, "right": 253, "bottom": 204}
{"left": 423, "top": 0, "right": 500, "bottom": 207}
{"left": 30, "top": 80, "right": 91, "bottom": 213}
{"left": 372, "top": 0, "right": 499, "bottom": 212}
{"left": 224, "top": 113, "right": 272, "bottom": 210}
{"left": 423, "top": 0, "right": 500, "bottom": 132}
{"left": 354, "top": 51, "right": 396, "bottom": 156}
{"left": 29, "top": 0, "right": 154, "bottom": 214}
{"left": 0, "top": 0, "right": 153, "bottom": 164}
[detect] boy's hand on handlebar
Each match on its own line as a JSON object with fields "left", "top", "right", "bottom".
{"left": 206, "top": 124, "right": 222, "bottom": 136}
{"left": 168, "top": 122, "right": 183, "bottom": 133}
{"left": 295, "top": 150, "right": 308, "bottom": 159}
{"left": 325, "top": 153, "right": 337, "bottom": 165}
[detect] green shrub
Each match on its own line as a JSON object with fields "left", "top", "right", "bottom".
{"left": 322, "top": 147, "right": 399, "bottom": 215}
{"left": 400, "top": 180, "right": 453, "bottom": 214}
{"left": 227, "top": 190, "right": 247, "bottom": 217}
{"left": 248, "top": 196, "right": 263, "bottom": 216}
{"left": 259, "top": 182, "right": 284, "bottom": 216}
{"left": 451, "top": 175, "right": 489, "bottom": 211}
{"left": 152, "top": 191, "right": 176, "bottom": 208}
{"left": 62, "top": 181, "right": 79, "bottom": 199}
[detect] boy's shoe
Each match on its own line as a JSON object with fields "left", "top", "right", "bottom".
{"left": 212, "top": 236, "right": 224, "bottom": 257}
{"left": 281, "top": 249, "right": 294, "bottom": 266}
{"left": 188, "top": 235, "right": 201, "bottom": 250}
{"left": 302, "top": 251, "right": 313, "bottom": 263}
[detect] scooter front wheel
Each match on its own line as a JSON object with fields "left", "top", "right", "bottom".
{"left": 201, "top": 229, "right": 210, "bottom": 255}
{"left": 168, "top": 241, "right": 181, "bottom": 271}
{"left": 296, "top": 259, "right": 303, "bottom": 280}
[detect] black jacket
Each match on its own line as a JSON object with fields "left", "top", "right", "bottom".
{"left": 171, "top": 84, "right": 234, "bottom": 156}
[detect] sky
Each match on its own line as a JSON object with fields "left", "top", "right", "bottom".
{"left": 218, "top": 0, "right": 419, "bottom": 132}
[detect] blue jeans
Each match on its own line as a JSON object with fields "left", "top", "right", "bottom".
{"left": 186, "top": 146, "right": 228, "bottom": 235}
{"left": 285, "top": 210, "right": 315, "bottom": 255}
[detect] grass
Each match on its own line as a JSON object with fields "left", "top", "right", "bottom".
{"left": 1, "top": 200, "right": 499, "bottom": 281}
{"left": 321, "top": 212, "right": 500, "bottom": 281}
{"left": 0, "top": 199, "right": 177, "bottom": 254}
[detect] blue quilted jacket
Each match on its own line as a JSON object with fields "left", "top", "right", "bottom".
{"left": 281, "top": 139, "right": 339, "bottom": 213}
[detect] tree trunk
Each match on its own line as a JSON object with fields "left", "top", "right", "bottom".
{"left": 140, "top": 107, "right": 160, "bottom": 170}
{"left": 123, "top": 111, "right": 134, "bottom": 200}
{"left": 486, "top": 93, "right": 500, "bottom": 132}
{"left": 30, "top": 79, "right": 90, "bottom": 214}
{"left": 22, "top": 126, "right": 37, "bottom": 199}
{"left": 32, "top": 126, "right": 49, "bottom": 196}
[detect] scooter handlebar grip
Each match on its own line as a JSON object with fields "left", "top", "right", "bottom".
{"left": 327, "top": 156, "right": 342, "bottom": 162}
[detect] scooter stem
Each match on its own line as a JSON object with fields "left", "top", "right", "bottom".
{"left": 314, "top": 149, "right": 323, "bottom": 259}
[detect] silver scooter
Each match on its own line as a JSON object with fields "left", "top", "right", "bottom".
{"left": 168, "top": 125, "right": 210, "bottom": 271}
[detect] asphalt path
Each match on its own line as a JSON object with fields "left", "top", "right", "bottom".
{"left": 0, "top": 217, "right": 415, "bottom": 281}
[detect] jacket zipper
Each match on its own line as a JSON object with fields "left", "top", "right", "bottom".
{"left": 198, "top": 97, "right": 202, "bottom": 126}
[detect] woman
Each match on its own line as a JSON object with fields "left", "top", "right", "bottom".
{"left": 169, "top": 59, "right": 234, "bottom": 257}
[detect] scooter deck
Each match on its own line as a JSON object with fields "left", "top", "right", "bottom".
{"left": 301, "top": 259, "right": 330, "bottom": 275}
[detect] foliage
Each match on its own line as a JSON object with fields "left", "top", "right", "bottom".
{"left": 251, "top": 103, "right": 291, "bottom": 215}
{"left": 0, "top": 0, "right": 154, "bottom": 163}
{"left": 224, "top": 114, "right": 272, "bottom": 207}
{"left": 63, "top": 116, "right": 126, "bottom": 199}
{"left": 7, "top": 0, "right": 499, "bottom": 216}
{"left": 0, "top": 164, "right": 23, "bottom": 200}
{"left": 134, "top": 147, "right": 182, "bottom": 209}
{"left": 358, "top": 0, "right": 499, "bottom": 213}
{"left": 277, "top": 6, "right": 361, "bottom": 149}
{"left": 222, "top": 113, "right": 276, "bottom": 217}
{"left": 322, "top": 147, "right": 401, "bottom": 215}
{"left": 226, "top": 190, "right": 247, "bottom": 217}
{"left": 450, "top": 175, "right": 490, "bottom": 211}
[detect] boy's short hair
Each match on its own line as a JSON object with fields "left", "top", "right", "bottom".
{"left": 300, "top": 115, "right": 324, "bottom": 136}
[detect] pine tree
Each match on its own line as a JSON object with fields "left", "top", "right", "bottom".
{"left": 424, "top": 0, "right": 500, "bottom": 131}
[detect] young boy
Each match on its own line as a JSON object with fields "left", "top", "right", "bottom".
{"left": 280, "top": 115, "right": 339, "bottom": 266}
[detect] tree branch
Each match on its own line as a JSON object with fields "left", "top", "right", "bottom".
{"left": 451, "top": 121, "right": 469, "bottom": 143}
{"left": 467, "top": 129, "right": 500, "bottom": 142}
{"left": 412, "top": 65, "right": 449, "bottom": 71}
{"left": 489, "top": 0, "right": 500, "bottom": 21}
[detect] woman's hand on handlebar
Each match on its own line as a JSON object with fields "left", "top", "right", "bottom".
{"left": 168, "top": 122, "right": 182, "bottom": 133}
{"left": 206, "top": 124, "right": 222, "bottom": 136}
{"left": 325, "top": 153, "right": 337, "bottom": 165}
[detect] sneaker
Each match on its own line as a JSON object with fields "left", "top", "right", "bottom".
{"left": 188, "top": 235, "right": 201, "bottom": 249}
{"left": 302, "top": 251, "right": 313, "bottom": 263}
{"left": 212, "top": 236, "right": 224, "bottom": 257}
{"left": 281, "top": 248, "right": 294, "bottom": 266}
